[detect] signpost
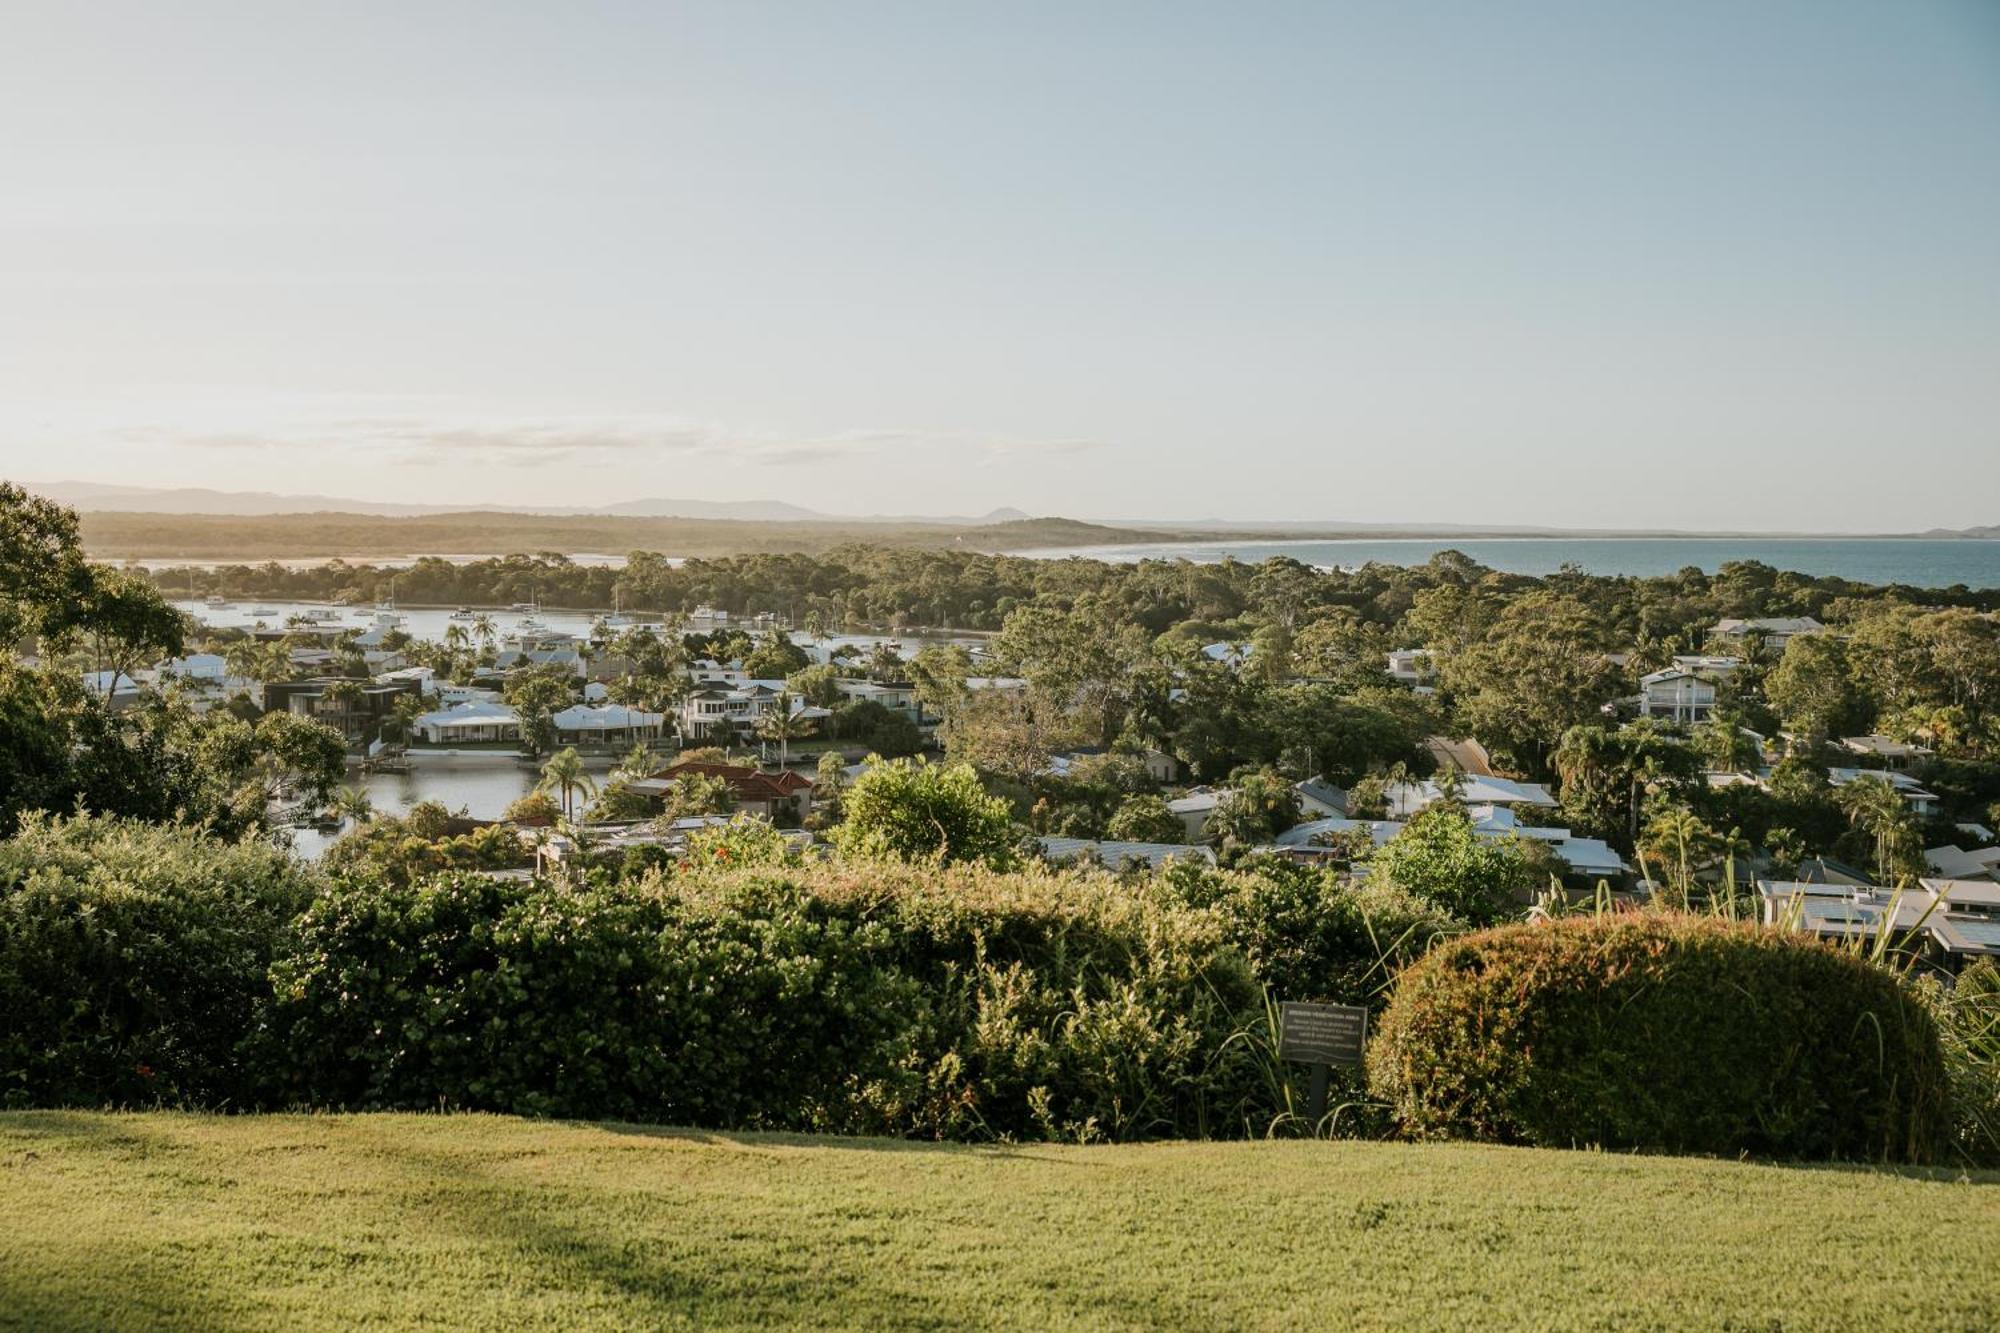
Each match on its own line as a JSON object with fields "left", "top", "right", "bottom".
{"left": 1278, "top": 1001, "right": 1368, "bottom": 1125}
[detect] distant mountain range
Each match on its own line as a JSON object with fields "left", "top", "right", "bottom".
{"left": 21, "top": 481, "right": 1034, "bottom": 528}
{"left": 16, "top": 481, "right": 1994, "bottom": 540}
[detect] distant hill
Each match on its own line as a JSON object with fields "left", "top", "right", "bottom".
{"left": 74, "top": 508, "right": 1170, "bottom": 561}
{"left": 1917, "top": 525, "right": 2000, "bottom": 540}
{"left": 22, "top": 481, "right": 1038, "bottom": 528}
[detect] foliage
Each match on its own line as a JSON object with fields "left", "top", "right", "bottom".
{"left": 0, "top": 815, "right": 318, "bottom": 1109}
{"left": 1104, "top": 794, "right": 1186, "bottom": 844}
{"left": 835, "top": 760, "right": 1017, "bottom": 868}
{"left": 1369, "top": 915, "right": 1949, "bottom": 1162}
{"left": 258, "top": 860, "right": 1265, "bottom": 1141}
{"left": 322, "top": 811, "right": 530, "bottom": 888}
{"left": 502, "top": 665, "right": 576, "bottom": 757}
{"left": 1203, "top": 769, "right": 1303, "bottom": 849}
{"left": 1366, "top": 803, "right": 1543, "bottom": 925}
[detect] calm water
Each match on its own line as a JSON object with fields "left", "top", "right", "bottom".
{"left": 1037, "top": 537, "right": 2000, "bottom": 589}
{"left": 287, "top": 757, "right": 613, "bottom": 860}
{"left": 171, "top": 600, "right": 983, "bottom": 653}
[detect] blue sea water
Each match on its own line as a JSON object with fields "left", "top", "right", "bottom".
{"left": 1034, "top": 537, "right": 2000, "bottom": 589}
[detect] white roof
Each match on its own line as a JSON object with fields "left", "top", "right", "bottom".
{"left": 1273, "top": 813, "right": 1625, "bottom": 876}
{"left": 1167, "top": 789, "right": 1222, "bottom": 814}
{"left": 1924, "top": 846, "right": 1999, "bottom": 881}
{"left": 1038, "top": 837, "right": 1215, "bottom": 869}
{"left": 553, "top": 703, "right": 664, "bottom": 730}
{"left": 1712, "top": 617, "right": 1824, "bottom": 635}
{"left": 417, "top": 700, "right": 517, "bottom": 728}
{"left": 1385, "top": 775, "right": 1555, "bottom": 816}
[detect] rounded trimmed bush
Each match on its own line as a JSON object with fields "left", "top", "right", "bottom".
{"left": 1368, "top": 914, "right": 1948, "bottom": 1162}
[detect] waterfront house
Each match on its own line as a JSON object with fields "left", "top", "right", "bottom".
{"left": 412, "top": 699, "right": 521, "bottom": 745}
{"left": 552, "top": 703, "right": 667, "bottom": 746}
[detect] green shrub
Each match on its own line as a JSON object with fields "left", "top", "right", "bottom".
{"left": 1368, "top": 915, "right": 1949, "bottom": 1162}
{"left": 1162, "top": 859, "right": 1458, "bottom": 1008}
{"left": 0, "top": 814, "right": 317, "bottom": 1108}
{"left": 834, "top": 760, "right": 1017, "bottom": 868}
{"left": 259, "top": 859, "right": 1266, "bottom": 1141}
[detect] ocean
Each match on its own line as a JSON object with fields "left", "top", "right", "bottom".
{"left": 1032, "top": 537, "right": 2000, "bottom": 590}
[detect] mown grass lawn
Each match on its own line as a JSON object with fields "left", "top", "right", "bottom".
{"left": 1, "top": 1113, "right": 1995, "bottom": 1331}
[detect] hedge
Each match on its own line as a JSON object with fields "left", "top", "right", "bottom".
{"left": 256, "top": 861, "right": 1269, "bottom": 1140}
{"left": 0, "top": 814, "right": 317, "bottom": 1108}
{"left": 1368, "top": 914, "right": 1950, "bottom": 1162}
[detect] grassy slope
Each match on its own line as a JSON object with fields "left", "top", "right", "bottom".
{"left": 77, "top": 511, "right": 1165, "bottom": 560}
{"left": 2, "top": 1115, "right": 1996, "bottom": 1331}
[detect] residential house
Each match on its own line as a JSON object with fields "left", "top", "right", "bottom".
{"left": 1166, "top": 789, "right": 1224, "bottom": 841}
{"left": 1201, "top": 642, "right": 1254, "bottom": 670}
{"left": 1925, "top": 844, "right": 2000, "bottom": 883}
{"left": 264, "top": 676, "right": 424, "bottom": 742}
{"left": 835, "top": 679, "right": 921, "bottom": 718}
{"left": 1759, "top": 878, "right": 2000, "bottom": 973}
{"left": 79, "top": 669, "right": 147, "bottom": 711}
{"left": 1044, "top": 747, "right": 1179, "bottom": 784}
{"left": 630, "top": 760, "right": 815, "bottom": 823}
{"left": 1707, "top": 617, "right": 1825, "bottom": 652}
{"left": 1838, "top": 734, "right": 1934, "bottom": 773}
{"left": 552, "top": 703, "right": 667, "bottom": 746}
{"left": 412, "top": 699, "right": 521, "bottom": 745}
{"left": 1293, "top": 777, "right": 1348, "bottom": 819}
{"left": 1383, "top": 774, "right": 1556, "bottom": 818}
{"left": 678, "top": 684, "right": 784, "bottom": 740}
{"left": 1272, "top": 804, "right": 1629, "bottom": 883}
{"left": 1036, "top": 837, "right": 1215, "bottom": 872}
{"left": 1637, "top": 667, "right": 1717, "bottom": 723}
{"left": 1826, "top": 767, "right": 1941, "bottom": 816}
{"left": 1386, "top": 649, "right": 1436, "bottom": 692}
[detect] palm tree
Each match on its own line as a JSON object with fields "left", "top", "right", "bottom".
{"left": 444, "top": 623, "right": 472, "bottom": 654}
{"left": 756, "top": 694, "right": 809, "bottom": 768}
{"left": 328, "top": 784, "right": 375, "bottom": 824}
{"left": 1837, "top": 775, "right": 1917, "bottom": 885}
{"left": 472, "top": 613, "right": 497, "bottom": 649}
{"left": 1639, "top": 804, "right": 1717, "bottom": 909}
{"left": 538, "top": 746, "right": 597, "bottom": 821}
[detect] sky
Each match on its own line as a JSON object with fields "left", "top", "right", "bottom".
{"left": 2, "top": 1, "right": 1998, "bottom": 529}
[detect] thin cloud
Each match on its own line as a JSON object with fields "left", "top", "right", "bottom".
{"left": 142, "top": 415, "right": 1105, "bottom": 468}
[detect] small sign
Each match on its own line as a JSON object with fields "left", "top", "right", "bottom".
{"left": 1279, "top": 1002, "right": 1368, "bottom": 1067}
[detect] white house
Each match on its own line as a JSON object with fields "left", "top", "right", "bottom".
{"left": 1760, "top": 878, "right": 2000, "bottom": 970}
{"left": 1383, "top": 774, "right": 1556, "bottom": 818}
{"left": 1293, "top": 777, "right": 1347, "bottom": 818}
{"left": 1386, "top": 649, "right": 1435, "bottom": 692}
{"left": 1708, "top": 617, "right": 1825, "bottom": 652}
{"left": 1273, "top": 805, "right": 1628, "bottom": 881}
{"left": 1037, "top": 837, "right": 1215, "bottom": 872}
{"left": 1838, "top": 734, "right": 1934, "bottom": 773}
{"left": 1637, "top": 668, "right": 1717, "bottom": 723}
{"left": 835, "top": 679, "right": 920, "bottom": 716}
{"left": 414, "top": 699, "right": 520, "bottom": 745}
{"left": 1924, "top": 844, "right": 2000, "bottom": 883}
{"left": 1201, "top": 642, "right": 1254, "bottom": 669}
{"left": 1166, "top": 789, "right": 1224, "bottom": 841}
{"left": 678, "top": 684, "right": 784, "bottom": 740}
{"left": 552, "top": 703, "right": 666, "bottom": 745}
{"left": 1826, "top": 767, "right": 1940, "bottom": 816}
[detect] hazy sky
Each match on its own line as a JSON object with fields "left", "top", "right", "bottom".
{"left": 3, "top": 2, "right": 1997, "bottom": 527}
